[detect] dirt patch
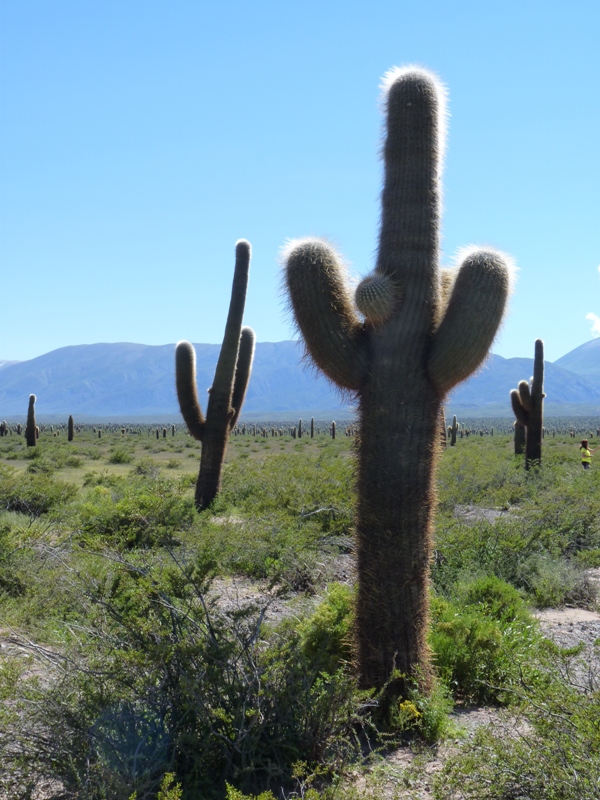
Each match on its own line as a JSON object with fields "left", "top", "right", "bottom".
{"left": 453, "top": 504, "right": 514, "bottom": 524}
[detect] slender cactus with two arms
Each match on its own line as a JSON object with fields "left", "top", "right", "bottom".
{"left": 176, "top": 240, "right": 255, "bottom": 510}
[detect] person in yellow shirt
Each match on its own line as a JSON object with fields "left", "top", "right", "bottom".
{"left": 580, "top": 439, "right": 596, "bottom": 469}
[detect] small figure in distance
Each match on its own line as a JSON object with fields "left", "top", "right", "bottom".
{"left": 580, "top": 439, "right": 596, "bottom": 470}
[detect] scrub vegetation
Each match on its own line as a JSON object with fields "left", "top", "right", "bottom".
{"left": 0, "top": 424, "right": 599, "bottom": 799}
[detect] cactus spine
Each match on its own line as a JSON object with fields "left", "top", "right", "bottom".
{"left": 510, "top": 339, "right": 545, "bottom": 469}
{"left": 176, "top": 240, "right": 255, "bottom": 510}
{"left": 283, "top": 68, "right": 512, "bottom": 696}
{"left": 25, "top": 394, "right": 36, "bottom": 447}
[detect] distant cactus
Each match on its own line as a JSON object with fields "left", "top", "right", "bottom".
{"left": 449, "top": 415, "right": 459, "bottom": 446}
{"left": 331, "top": 420, "right": 336, "bottom": 439}
{"left": 511, "top": 339, "right": 545, "bottom": 469}
{"left": 298, "top": 418, "right": 302, "bottom": 438}
{"left": 175, "top": 240, "right": 255, "bottom": 510}
{"left": 283, "top": 68, "right": 512, "bottom": 696}
{"left": 68, "top": 415, "right": 74, "bottom": 442}
{"left": 25, "top": 395, "right": 36, "bottom": 447}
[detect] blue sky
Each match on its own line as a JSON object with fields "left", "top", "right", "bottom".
{"left": 2, "top": 0, "right": 599, "bottom": 363}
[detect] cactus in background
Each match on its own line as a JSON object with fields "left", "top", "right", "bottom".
{"left": 510, "top": 339, "right": 545, "bottom": 469}
{"left": 68, "top": 415, "right": 74, "bottom": 442}
{"left": 25, "top": 395, "right": 36, "bottom": 447}
{"left": 283, "top": 68, "right": 512, "bottom": 696}
{"left": 449, "top": 415, "right": 459, "bottom": 446}
{"left": 439, "top": 407, "right": 447, "bottom": 450}
{"left": 176, "top": 240, "right": 255, "bottom": 511}
{"left": 298, "top": 418, "right": 303, "bottom": 438}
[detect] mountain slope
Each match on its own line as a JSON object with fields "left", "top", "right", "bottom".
{"left": 1, "top": 340, "right": 600, "bottom": 419}
{"left": 554, "top": 338, "right": 600, "bottom": 379}
{"left": 0, "top": 342, "right": 348, "bottom": 417}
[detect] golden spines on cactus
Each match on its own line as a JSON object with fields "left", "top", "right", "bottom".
{"left": 355, "top": 273, "right": 400, "bottom": 325}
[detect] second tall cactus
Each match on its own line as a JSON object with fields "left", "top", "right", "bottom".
{"left": 511, "top": 339, "right": 545, "bottom": 469}
{"left": 176, "top": 241, "right": 255, "bottom": 510}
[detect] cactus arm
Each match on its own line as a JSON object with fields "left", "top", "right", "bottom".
{"left": 525, "top": 338, "right": 544, "bottom": 468}
{"left": 284, "top": 239, "right": 367, "bottom": 390}
{"left": 428, "top": 249, "right": 513, "bottom": 395}
{"left": 209, "top": 239, "right": 251, "bottom": 405}
{"left": 533, "top": 339, "right": 544, "bottom": 395}
{"left": 175, "top": 341, "right": 206, "bottom": 441}
{"left": 229, "top": 326, "right": 255, "bottom": 429}
{"left": 517, "top": 380, "right": 532, "bottom": 412}
{"left": 511, "top": 388, "right": 530, "bottom": 426}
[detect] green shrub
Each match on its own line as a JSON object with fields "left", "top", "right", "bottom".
{"left": 434, "top": 644, "right": 600, "bottom": 799}
{"left": 0, "top": 552, "right": 362, "bottom": 799}
{"left": 77, "top": 481, "right": 195, "bottom": 548}
{"left": 298, "top": 583, "right": 354, "bottom": 674}
{"left": 0, "top": 465, "right": 77, "bottom": 516}
{"left": 0, "top": 521, "right": 25, "bottom": 597}
{"left": 430, "top": 579, "right": 540, "bottom": 703}
{"left": 108, "top": 449, "right": 134, "bottom": 465}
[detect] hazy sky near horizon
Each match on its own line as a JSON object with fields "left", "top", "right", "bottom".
{"left": 2, "top": 0, "right": 599, "bottom": 363}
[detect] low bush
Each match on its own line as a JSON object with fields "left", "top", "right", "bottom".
{"left": 0, "top": 551, "right": 364, "bottom": 799}
{"left": 108, "top": 448, "right": 134, "bottom": 465}
{"left": 434, "top": 643, "right": 600, "bottom": 799}
{"left": 76, "top": 480, "right": 195, "bottom": 548}
{"left": 0, "top": 465, "right": 77, "bottom": 516}
{"left": 430, "top": 577, "right": 541, "bottom": 703}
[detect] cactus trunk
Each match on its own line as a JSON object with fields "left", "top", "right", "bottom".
{"left": 525, "top": 339, "right": 544, "bottom": 469}
{"left": 356, "top": 365, "right": 438, "bottom": 690}
{"left": 514, "top": 421, "right": 526, "bottom": 455}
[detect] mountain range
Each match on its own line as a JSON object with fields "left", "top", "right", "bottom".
{"left": 1, "top": 339, "right": 600, "bottom": 420}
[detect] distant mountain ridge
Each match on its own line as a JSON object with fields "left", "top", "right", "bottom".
{"left": 1, "top": 340, "right": 600, "bottom": 419}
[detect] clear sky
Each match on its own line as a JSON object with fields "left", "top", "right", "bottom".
{"left": 2, "top": 0, "right": 599, "bottom": 363}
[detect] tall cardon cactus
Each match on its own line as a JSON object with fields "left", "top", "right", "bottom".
{"left": 176, "top": 240, "right": 255, "bottom": 510}
{"left": 283, "top": 68, "right": 513, "bottom": 696}
{"left": 25, "top": 394, "right": 37, "bottom": 447}
{"left": 510, "top": 339, "right": 544, "bottom": 469}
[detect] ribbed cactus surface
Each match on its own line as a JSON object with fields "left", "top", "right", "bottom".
{"left": 283, "top": 68, "right": 513, "bottom": 696}
{"left": 176, "top": 240, "right": 255, "bottom": 510}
